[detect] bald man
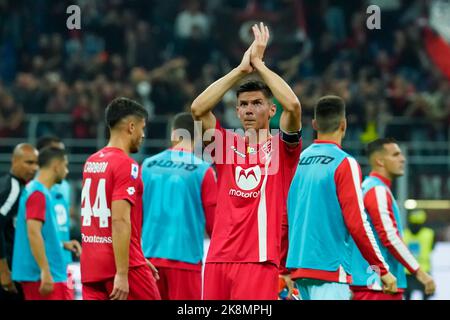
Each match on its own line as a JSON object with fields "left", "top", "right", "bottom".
{"left": 0, "top": 143, "right": 38, "bottom": 300}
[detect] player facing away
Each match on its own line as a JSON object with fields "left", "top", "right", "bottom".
{"left": 286, "top": 96, "right": 397, "bottom": 300}
{"left": 141, "top": 112, "right": 217, "bottom": 300}
{"left": 80, "top": 97, "right": 160, "bottom": 300}
{"left": 191, "top": 23, "right": 302, "bottom": 300}
{"left": 12, "top": 147, "right": 74, "bottom": 300}
{"left": 350, "top": 138, "right": 436, "bottom": 300}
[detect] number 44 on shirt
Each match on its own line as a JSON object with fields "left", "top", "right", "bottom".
{"left": 81, "top": 178, "right": 111, "bottom": 228}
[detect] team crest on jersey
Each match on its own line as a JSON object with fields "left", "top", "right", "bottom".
{"left": 131, "top": 163, "right": 139, "bottom": 179}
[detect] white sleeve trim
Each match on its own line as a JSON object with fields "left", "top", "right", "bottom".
{"left": 0, "top": 178, "right": 20, "bottom": 216}
{"left": 347, "top": 158, "right": 389, "bottom": 271}
{"left": 374, "top": 186, "right": 420, "bottom": 271}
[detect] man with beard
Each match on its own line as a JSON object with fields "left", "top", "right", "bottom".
{"left": 79, "top": 97, "right": 160, "bottom": 300}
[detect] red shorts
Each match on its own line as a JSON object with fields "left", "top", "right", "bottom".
{"left": 154, "top": 266, "right": 201, "bottom": 300}
{"left": 21, "top": 281, "right": 72, "bottom": 300}
{"left": 66, "top": 268, "right": 75, "bottom": 300}
{"left": 82, "top": 265, "right": 161, "bottom": 300}
{"left": 203, "top": 262, "right": 279, "bottom": 300}
{"left": 352, "top": 289, "right": 403, "bottom": 300}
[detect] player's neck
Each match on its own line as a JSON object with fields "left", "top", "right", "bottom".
{"left": 107, "top": 136, "right": 131, "bottom": 155}
{"left": 244, "top": 128, "right": 271, "bottom": 145}
{"left": 316, "top": 132, "right": 343, "bottom": 146}
{"left": 36, "top": 170, "right": 56, "bottom": 189}
{"left": 372, "top": 168, "right": 393, "bottom": 183}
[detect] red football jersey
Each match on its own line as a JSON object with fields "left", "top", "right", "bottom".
{"left": 206, "top": 121, "right": 301, "bottom": 266}
{"left": 80, "top": 147, "right": 147, "bottom": 283}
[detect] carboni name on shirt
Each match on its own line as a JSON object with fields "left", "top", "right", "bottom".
{"left": 84, "top": 162, "right": 108, "bottom": 173}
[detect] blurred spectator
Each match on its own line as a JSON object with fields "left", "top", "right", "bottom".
{"left": 175, "top": 0, "right": 210, "bottom": 40}
{"left": 72, "top": 95, "right": 97, "bottom": 139}
{"left": 0, "top": 0, "right": 447, "bottom": 144}
{"left": 0, "top": 91, "right": 25, "bottom": 137}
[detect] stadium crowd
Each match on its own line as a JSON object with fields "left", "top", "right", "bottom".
{"left": 1, "top": 0, "right": 449, "bottom": 142}
{"left": 0, "top": 1, "right": 448, "bottom": 301}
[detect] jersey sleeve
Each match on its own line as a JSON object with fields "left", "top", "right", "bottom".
{"left": 0, "top": 177, "right": 21, "bottom": 218}
{"left": 279, "top": 133, "right": 302, "bottom": 171}
{"left": 279, "top": 210, "right": 289, "bottom": 275}
{"left": 201, "top": 167, "right": 217, "bottom": 237}
{"left": 111, "top": 160, "right": 140, "bottom": 206}
{"left": 0, "top": 177, "right": 21, "bottom": 259}
{"left": 210, "top": 120, "right": 236, "bottom": 167}
{"left": 279, "top": 134, "right": 302, "bottom": 196}
{"left": 334, "top": 157, "right": 390, "bottom": 276}
{"left": 26, "top": 191, "right": 47, "bottom": 222}
{"left": 364, "top": 186, "right": 420, "bottom": 274}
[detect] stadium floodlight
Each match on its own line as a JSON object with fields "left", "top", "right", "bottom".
{"left": 404, "top": 199, "right": 418, "bottom": 210}
{"left": 404, "top": 199, "right": 450, "bottom": 210}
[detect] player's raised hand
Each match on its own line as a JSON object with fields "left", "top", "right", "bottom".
{"left": 250, "top": 22, "right": 270, "bottom": 64}
{"left": 110, "top": 273, "right": 129, "bottom": 300}
{"left": 380, "top": 272, "right": 397, "bottom": 294}
{"left": 238, "top": 41, "right": 255, "bottom": 74}
{"left": 39, "top": 269, "right": 54, "bottom": 296}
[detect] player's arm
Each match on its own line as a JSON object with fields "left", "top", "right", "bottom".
{"left": 201, "top": 167, "right": 217, "bottom": 237}
{"left": 110, "top": 199, "right": 131, "bottom": 300}
{"left": 250, "top": 23, "right": 301, "bottom": 139}
{"left": 25, "top": 192, "right": 54, "bottom": 296}
{"left": 0, "top": 176, "right": 20, "bottom": 290}
{"left": 109, "top": 161, "right": 141, "bottom": 300}
{"left": 63, "top": 240, "right": 82, "bottom": 257}
{"left": 191, "top": 42, "right": 255, "bottom": 134}
{"left": 0, "top": 218, "right": 17, "bottom": 293}
{"left": 365, "top": 187, "right": 419, "bottom": 272}
{"left": 27, "top": 220, "right": 54, "bottom": 295}
{"left": 334, "top": 158, "right": 397, "bottom": 293}
{"left": 364, "top": 187, "right": 436, "bottom": 295}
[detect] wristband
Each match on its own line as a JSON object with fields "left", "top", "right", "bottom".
{"left": 280, "top": 129, "right": 302, "bottom": 143}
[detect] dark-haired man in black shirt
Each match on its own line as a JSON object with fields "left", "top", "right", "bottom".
{"left": 0, "top": 143, "right": 38, "bottom": 300}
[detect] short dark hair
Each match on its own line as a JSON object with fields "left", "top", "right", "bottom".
{"left": 236, "top": 80, "right": 273, "bottom": 100}
{"left": 172, "top": 112, "right": 195, "bottom": 138}
{"left": 105, "top": 97, "right": 148, "bottom": 129}
{"left": 367, "top": 137, "right": 398, "bottom": 157}
{"left": 36, "top": 136, "right": 63, "bottom": 151}
{"left": 314, "top": 95, "right": 346, "bottom": 133}
{"left": 38, "top": 147, "right": 66, "bottom": 168}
